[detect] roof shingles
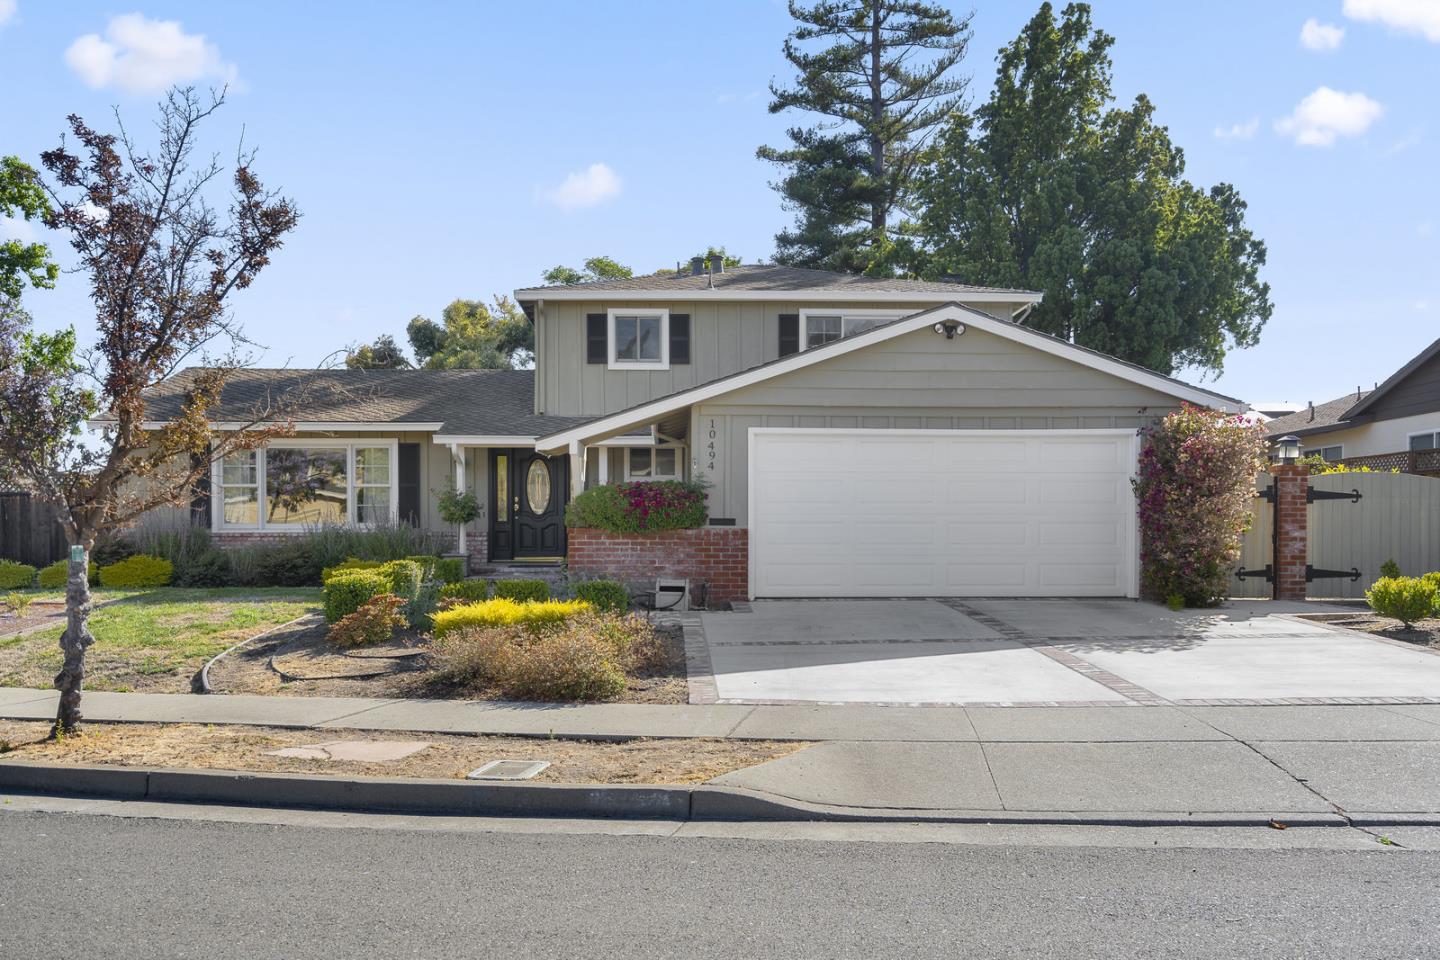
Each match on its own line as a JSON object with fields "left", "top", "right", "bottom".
{"left": 515, "top": 263, "right": 1036, "bottom": 297}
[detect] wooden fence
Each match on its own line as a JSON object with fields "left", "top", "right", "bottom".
{"left": 0, "top": 492, "right": 68, "bottom": 568}
{"left": 1234, "top": 471, "right": 1440, "bottom": 599}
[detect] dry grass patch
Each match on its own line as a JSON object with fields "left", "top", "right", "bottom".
{"left": 0, "top": 720, "right": 806, "bottom": 785}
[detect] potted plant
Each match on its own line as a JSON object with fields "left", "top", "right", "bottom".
{"left": 437, "top": 485, "right": 481, "bottom": 569}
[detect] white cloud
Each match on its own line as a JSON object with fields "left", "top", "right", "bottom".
{"left": 1344, "top": 0, "right": 1440, "bottom": 41}
{"left": 1275, "top": 87, "right": 1384, "bottom": 146}
{"left": 65, "top": 14, "right": 236, "bottom": 94}
{"left": 0, "top": 215, "right": 37, "bottom": 243}
{"left": 0, "top": 0, "right": 17, "bottom": 30}
{"left": 542, "top": 163, "right": 622, "bottom": 211}
{"left": 1214, "top": 118, "right": 1260, "bottom": 140}
{"left": 1300, "top": 18, "right": 1346, "bottom": 49}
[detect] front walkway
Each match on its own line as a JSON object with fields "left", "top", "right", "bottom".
{"left": 690, "top": 599, "right": 1440, "bottom": 707}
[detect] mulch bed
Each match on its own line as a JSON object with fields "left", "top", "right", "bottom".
{"left": 1301, "top": 612, "right": 1440, "bottom": 650}
{"left": 206, "top": 616, "right": 691, "bottom": 704}
{"left": 0, "top": 602, "right": 68, "bottom": 641}
{"left": 0, "top": 720, "right": 803, "bottom": 784}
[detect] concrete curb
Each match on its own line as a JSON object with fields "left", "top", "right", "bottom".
{"left": 3, "top": 761, "right": 1436, "bottom": 827}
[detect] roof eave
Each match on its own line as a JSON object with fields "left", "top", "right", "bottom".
{"left": 1340, "top": 336, "right": 1440, "bottom": 420}
{"left": 513, "top": 288, "right": 1042, "bottom": 304}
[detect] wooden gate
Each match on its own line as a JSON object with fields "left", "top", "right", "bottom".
{"left": 1234, "top": 471, "right": 1440, "bottom": 599}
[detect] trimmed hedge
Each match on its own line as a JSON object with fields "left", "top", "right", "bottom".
{"left": 565, "top": 480, "right": 707, "bottom": 534}
{"left": 440, "top": 580, "right": 490, "bottom": 604}
{"left": 321, "top": 558, "right": 383, "bottom": 582}
{"left": 0, "top": 560, "right": 37, "bottom": 590}
{"left": 431, "top": 598, "right": 590, "bottom": 638}
{"left": 573, "top": 579, "right": 629, "bottom": 614}
{"left": 493, "top": 578, "right": 549, "bottom": 603}
{"left": 431, "top": 557, "right": 465, "bottom": 585}
{"left": 323, "top": 570, "right": 390, "bottom": 624}
{"left": 97, "top": 555, "right": 173, "bottom": 589}
{"left": 38, "top": 560, "right": 98, "bottom": 589}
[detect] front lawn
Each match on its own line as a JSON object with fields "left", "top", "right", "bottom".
{"left": 0, "top": 587, "right": 321, "bottom": 693}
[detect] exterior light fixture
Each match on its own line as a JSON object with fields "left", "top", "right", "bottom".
{"left": 1274, "top": 435, "right": 1302, "bottom": 464}
{"left": 932, "top": 319, "right": 965, "bottom": 339}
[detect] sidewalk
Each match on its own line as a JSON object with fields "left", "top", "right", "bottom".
{"left": 4, "top": 687, "right": 1439, "bottom": 824}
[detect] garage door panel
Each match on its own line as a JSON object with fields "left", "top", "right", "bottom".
{"left": 752, "top": 430, "right": 1136, "bottom": 598}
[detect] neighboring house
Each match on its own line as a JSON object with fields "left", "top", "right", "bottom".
{"left": 1263, "top": 335, "right": 1440, "bottom": 475}
{"left": 136, "top": 259, "right": 1244, "bottom": 599}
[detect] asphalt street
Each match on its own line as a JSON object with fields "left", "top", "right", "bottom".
{"left": 1, "top": 806, "right": 1437, "bottom": 959}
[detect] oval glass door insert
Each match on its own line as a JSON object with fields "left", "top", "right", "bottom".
{"left": 525, "top": 459, "right": 551, "bottom": 515}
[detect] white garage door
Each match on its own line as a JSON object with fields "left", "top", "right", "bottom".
{"left": 749, "top": 429, "right": 1139, "bottom": 598}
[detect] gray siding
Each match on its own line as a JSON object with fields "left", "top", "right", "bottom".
{"left": 534, "top": 298, "right": 1022, "bottom": 416}
{"left": 690, "top": 326, "right": 1179, "bottom": 526}
{"left": 1365, "top": 348, "right": 1440, "bottom": 422}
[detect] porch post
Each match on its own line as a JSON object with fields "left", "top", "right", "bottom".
{"left": 569, "top": 440, "right": 586, "bottom": 499}
{"left": 450, "top": 442, "right": 467, "bottom": 556}
{"left": 597, "top": 445, "right": 609, "bottom": 485}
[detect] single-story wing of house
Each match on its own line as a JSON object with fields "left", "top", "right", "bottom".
{"left": 134, "top": 262, "right": 1246, "bottom": 600}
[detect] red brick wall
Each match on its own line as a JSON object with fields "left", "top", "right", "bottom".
{"left": 1271, "top": 464, "right": 1309, "bottom": 601}
{"left": 567, "top": 527, "right": 748, "bottom": 603}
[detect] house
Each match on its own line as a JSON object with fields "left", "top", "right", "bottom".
{"left": 140, "top": 259, "right": 1245, "bottom": 600}
{"left": 1263, "top": 335, "right": 1440, "bottom": 475}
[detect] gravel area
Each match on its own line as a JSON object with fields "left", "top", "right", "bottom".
{"left": 1308, "top": 612, "right": 1440, "bottom": 651}
{"left": 0, "top": 720, "right": 804, "bottom": 784}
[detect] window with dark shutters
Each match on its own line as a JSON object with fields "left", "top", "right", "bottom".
{"left": 778, "top": 313, "right": 800, "bottom": 357}
{"left": 669, "top": 314, "right": 690, "bottom": 364}
{"left": 586, "top": 314, "right": 607, "bottom": 364}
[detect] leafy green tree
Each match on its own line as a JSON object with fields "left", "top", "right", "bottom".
{"left": 406, "top": 297, "right": 533, "bottom": 369}
{"left": 0, "top": 156, "right": 59, "bottom": 298}
{"left": 345, "top": 334, "right": 410, "bottom": 369}
{"left": 758, "top": 0, "right": 972, "bottom": 272}
{"left": 541, "top": 255, "right": 633, "bottom": 286}
{"left": 906, "top": 2, "right": 1271, "bottom": 376}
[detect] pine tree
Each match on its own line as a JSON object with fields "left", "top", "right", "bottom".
{"left": 758, "top": 0, "right": 972, "bottom": 272}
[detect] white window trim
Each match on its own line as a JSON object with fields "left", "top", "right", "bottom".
{"left": 1309, "top": 444, "right": 1344, "bottom": 460}
{"left": 607, "top": 307, "right": 670, "bottom": 371}
{"left": 211, "top": 438, "right": 400, "bottom": 533}
{"left": 798, "top": 308, "right": 909, "bottom": 350}
{"left": 1407, "top": 429, "right": 1440, "bottom": 451}
{"left": 623, "top": 443, "right": 686, "bottom": 482}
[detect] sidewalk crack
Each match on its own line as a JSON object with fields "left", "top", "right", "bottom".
{"left": 1234, "top": 737, "right": 1401, "bottom": 847}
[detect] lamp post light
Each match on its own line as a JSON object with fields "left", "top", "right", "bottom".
{"left": 1274, "top": 435, "right": 1302, "bottom": 465}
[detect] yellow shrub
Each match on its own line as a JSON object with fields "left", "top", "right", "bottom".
{"left": 430, "top": 598, "right": 590, "bottom": 637}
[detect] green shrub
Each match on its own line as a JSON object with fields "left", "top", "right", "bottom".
{"left": 322, "top": 558, "right": 383, "bottom": 582}
{"left": 1423, "top": 572, "right": 1440, "bottom": 597}
{"left": 302, "top": 522, "right": 448, "bottom": 570}
{"left": 97, "top": 555, "right": 173, "bottom": 589}
{"left": 573, "top": 579, "right": 629, "bottom": 614}
{"left": 1366, "top": 576, "right": 1438, "bottom": 627}
{"left": 252, "top": 540, "right": 323, "bottom": 587}
{"left": 377, "top": 559, "right": 423, "bottom": 607}
{"left": 323, "top": 570, "right": 390, "bottom": 624}
{"left": 493, "top": 578, "right": 549, "bottom": 603}
{"left": 407, "top": 579, "right": 442, "bottom": 629}
{"left": 4, "top": 592, "right": 33, "bottom": 616}
{"left": 90, "top": 535, "right": 136, "bottom": 568}
{"left": 439, "top": 579, "right": 490, "bottom": 604}
{"left": 431, "top": 598, "right": 590, "bottom": 638}
{"left": 38, "top": 560, "right": 98, "bottom": 589}
{"left": 565, "top": 480, "right": 707, "bottom": 533}
{"left": 173, "top": 549, "right": 232, "bottom": 587}
{"left": 328, "top": 593, "right": 406, "bottom": 648}
{"left": 431, "top": 557, "right": 465, "bottom": 585}
{"left": 0, "top": 560, "right": 37, "bottom": 590}
{"left": 1380, "top": 558, "right": 1402, "bottom": 579}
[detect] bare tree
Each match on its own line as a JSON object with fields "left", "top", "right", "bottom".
{"left": 0, "top": 87, "right": 300, "bottom": 734}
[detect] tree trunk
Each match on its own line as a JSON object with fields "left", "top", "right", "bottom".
{"left": 52, "top": 544, "right": 94, "bottom": 736}
{"left": 869, "top": 4, "right": 887, "bottom": 241}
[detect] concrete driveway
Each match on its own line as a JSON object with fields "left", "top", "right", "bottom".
{"left": 694, "top": 599, "right": 1440, "bottom": 706}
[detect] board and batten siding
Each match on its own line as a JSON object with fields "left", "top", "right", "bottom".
{"left": 533, "top": 298, "right": 1022, "bottom": 417}
{"left": 688, "top": 325, "right": 1180, "bottom": 526}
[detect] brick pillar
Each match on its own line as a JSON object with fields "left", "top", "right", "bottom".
{"left": 1271, "top": 464, "right": 1309, "bottom": 601}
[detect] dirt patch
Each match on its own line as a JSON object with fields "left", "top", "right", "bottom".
{"left": 0, "top": 602, "right": 68, "bottom": 641}
{"left": 0, "top": 721, "right": 805, "bottom": 784}
{"left": 1303, "top": 613, "right": 1440, "bottom": 651}
{"left": 208, "top": 618, "right": 691, "bottom": 704}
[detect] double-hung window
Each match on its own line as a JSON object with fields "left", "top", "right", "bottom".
{"left": 608, "top": 308, "right": 669, "bottom": 370}
{"left": 213, "top": 440, "right": 398, "bottom": 531}
{"left": 624, "top": 445, "right": 683, "bottom": 482}
{"left": 800, "top": 310, "right": 907, "bottom": 349}
{"left": 1410, "top": 431, "right": 1439, "bottom": 451}
{"left": 1308, "top": 444, "right": 1343, "bottom": 462}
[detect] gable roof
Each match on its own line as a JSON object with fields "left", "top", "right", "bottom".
{"left": 130, "top": 368, "right": 591, "bottom": 439}
{"left": 1263, "top": 391, "right": 1371, "bottom": 438}
{"left": 515, "top": 264, "right": 1041, "bottom": 304}
{"left": 1339, "top": 335, "right": 1440, "bottom": 421}
{"left": 533, "top": 302, "right": 1246, "bottom": 452}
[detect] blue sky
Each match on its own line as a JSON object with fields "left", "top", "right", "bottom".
{"left": 0, "top": 1, "right": 1436, "bottom": 406}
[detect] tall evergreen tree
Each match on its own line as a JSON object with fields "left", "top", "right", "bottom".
{"left": 907, "top": 2, "right": 1271, "bottom": 376}
{"left": 758, "top": 0, "right": 973, "bottom": 272}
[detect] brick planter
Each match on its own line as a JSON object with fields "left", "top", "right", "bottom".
{"left": 566, "top": 527, "right": 748, "bottom": 603}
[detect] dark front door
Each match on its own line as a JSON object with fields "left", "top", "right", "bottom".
{"left": 489, "top": 449, "right": 567, "bottom": 560}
